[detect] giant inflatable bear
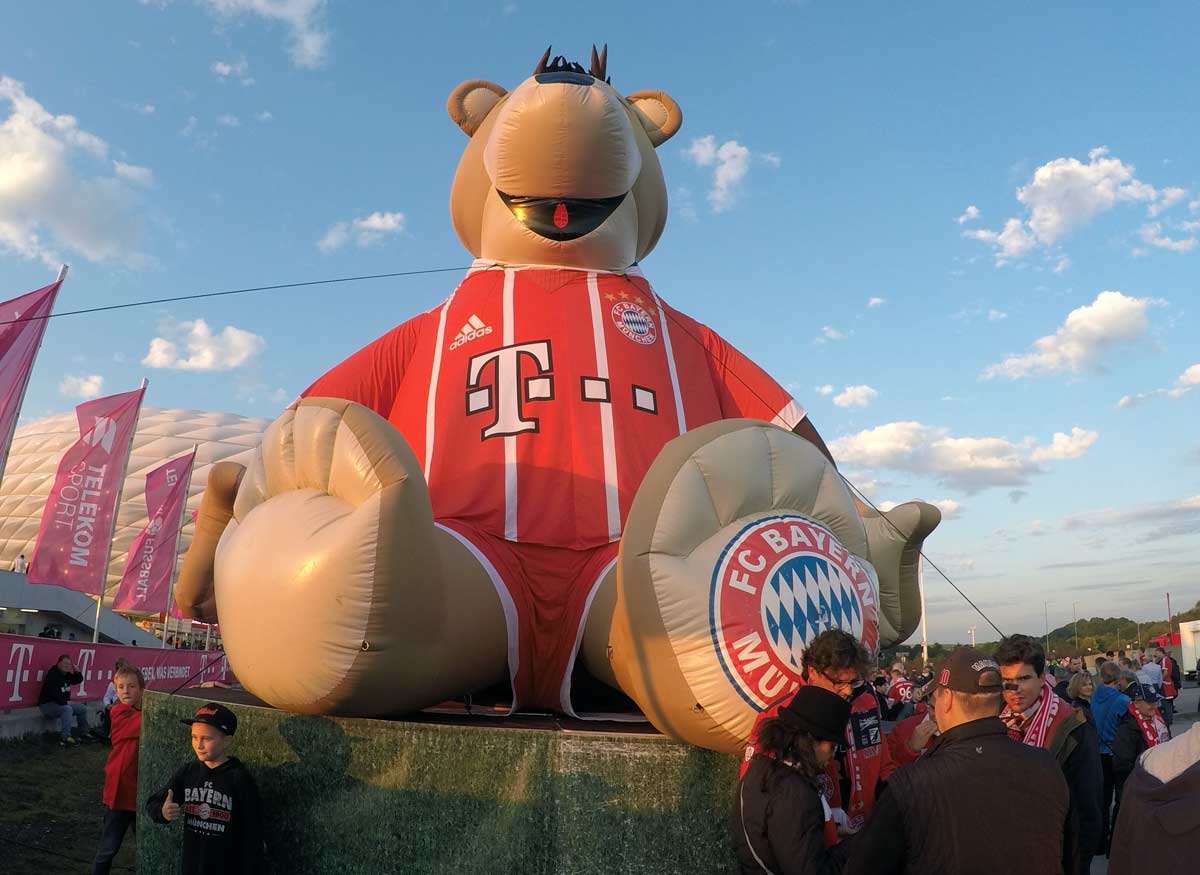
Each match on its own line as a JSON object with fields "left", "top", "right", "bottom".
{"left": 177, "top": 48, "right": 940, "bottom": 754}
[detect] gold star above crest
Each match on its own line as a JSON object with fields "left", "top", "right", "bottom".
{"left": 618, "top": 291, "right": 630, "bottom": 299}
{"left": 633, "top": 296, "right": 645, "bottom": 305}
{"left": 604, "top": 292, "right": 616, "bottom": 301}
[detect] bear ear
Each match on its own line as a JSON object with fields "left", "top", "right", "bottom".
{"left": 447, "top": 80, "right": 507, "bottom": 137}
{"left": 625, "top": 90, "right": 683, "bottom": 147}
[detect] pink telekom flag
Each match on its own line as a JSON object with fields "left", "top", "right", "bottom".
{"left": 27, "top": 386, "right": 146, "bottom": 595}
{"left": 112, "top": 450, "right": 195, "bottom": 613}
{"left": 0, "top": 279, "right": 63, "bottom": 476}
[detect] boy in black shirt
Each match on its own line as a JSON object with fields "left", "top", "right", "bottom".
{"left": 146, "top": 702, "right": 266, "bottom": 874}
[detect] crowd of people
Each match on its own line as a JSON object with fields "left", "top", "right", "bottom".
{"left": 733, "top": 630, "right": 1196, "bottom": 874}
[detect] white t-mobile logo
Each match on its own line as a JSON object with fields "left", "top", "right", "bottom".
{"left": 466, "top": 341, "right": 553, "bottom": 440}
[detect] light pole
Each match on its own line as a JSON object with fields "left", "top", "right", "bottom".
{"left": 1044, "top": 601, "right": 1050, "bottom": 653}
{"left": 1072, "top": 601, "right": 1079, "bottom": 653}
{"left": 968, "top": 626, "right": 976, "bottom": 647}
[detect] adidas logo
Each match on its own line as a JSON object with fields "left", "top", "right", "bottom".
{"left": 449, "top": 314, "right": 493, "bottom": 350}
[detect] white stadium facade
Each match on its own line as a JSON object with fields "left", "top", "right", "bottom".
{"left": 0, "top": 407, "right": 268, "bottom": 610}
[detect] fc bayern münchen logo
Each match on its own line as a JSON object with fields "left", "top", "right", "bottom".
{"left": 611, "top": 300, "right": 657, "bottom": 345}
{"left": 709, "top": 514, "right": 879, "bottom": 710}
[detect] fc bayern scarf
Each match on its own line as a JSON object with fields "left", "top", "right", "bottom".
{"left": 1127, "top": 702, "right": 1169, "bottom": 748}
{"left": 1001, "top": 677, "right": 1061, "bottom": 749}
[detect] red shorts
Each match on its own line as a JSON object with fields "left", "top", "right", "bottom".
{"left": 436, "top": 520, "right": 618, "bottom": 713}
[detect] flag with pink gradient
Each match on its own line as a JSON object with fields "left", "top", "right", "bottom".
{"left": 0, "top": 278, "right": 62, "bottom": 479}
{"left": 28, "top": 386, "right": 146, "bottom": 595}
{"left": 112, "top": 450, "right": 195, "bottom": 613}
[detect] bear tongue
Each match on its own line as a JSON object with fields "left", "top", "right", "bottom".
{"left": 553, "top": 203, "right": 569, "bottom": 229}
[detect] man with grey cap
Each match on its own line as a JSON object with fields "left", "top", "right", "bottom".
{"left": 845, "top": 647, "right": 1073, "bottom": 875}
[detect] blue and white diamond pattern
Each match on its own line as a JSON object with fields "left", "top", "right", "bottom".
{"left": 760, "top": 555, "right": 864, "bottom": 671}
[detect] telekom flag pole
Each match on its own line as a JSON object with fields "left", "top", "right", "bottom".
{"left": 159, "top": 446, "right": 198, "bottom": 648}
{"left": 27, "top": 380, "right": 147, "bottom": 642}
{"left": 0, "top": 266, "right": 68, "bottom": 486}
{"left": 112, "top": 447, "right": 196, "bottom": 617}
{"left": 918, "top": 555, "right": 929, "bottom": 666}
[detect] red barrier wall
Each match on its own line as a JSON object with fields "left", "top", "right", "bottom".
{"left": 2, "top": 633, "right": 234, "bottom": 708}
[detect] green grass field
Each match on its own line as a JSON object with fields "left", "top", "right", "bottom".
{"left": 0, "top": 734, "right": 137, "bottom": 873}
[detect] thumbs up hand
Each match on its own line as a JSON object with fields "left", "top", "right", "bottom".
{"left": 162, "top": 789, "right": 181, "bottom": 822}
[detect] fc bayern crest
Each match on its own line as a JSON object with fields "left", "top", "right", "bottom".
{"left": 611, "top": 300, "right": 657, "bottom": 345}
{"left": 709, "top": 514, "right": 879, "bottom": 710}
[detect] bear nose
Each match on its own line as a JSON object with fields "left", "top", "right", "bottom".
{"left": 534, "top": 71, "right": 595, "bottom": 87}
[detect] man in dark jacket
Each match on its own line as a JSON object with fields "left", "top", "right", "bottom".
{"left": 845, "top": 647, "right": 1072, "bottom": 875}
{"left": 995, "top": 636, "right": 1102, "bottom": 875}
{"left": 37, "top": 654, "right": 91, "bottom": 746}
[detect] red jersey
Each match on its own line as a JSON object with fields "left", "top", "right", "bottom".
{"left": 887, "top": 679, "right": 914, "bottom": 705}
{"left": 304, "top": 263, "right": 806, "bottom": 710}
{"left": 102, "top": 703, "right": 141, "bottom": 811}
{"left": 305, "top": 262, "right": 804, "bottom": 550}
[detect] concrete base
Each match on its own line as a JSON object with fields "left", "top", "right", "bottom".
{"left": 136, "top": 691, "right": 741, "bottom": 874}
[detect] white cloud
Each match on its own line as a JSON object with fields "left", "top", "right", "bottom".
{"left": 815, "top": 384, "right": 834, "bottom": 396}
{"left": 987, "top": 309, "right": 1007, "bottom": 321}
{"left": 830, "top": 421, "right": 1096, "bottom": 493}
{"left": 1053, "top": 255, "right": 1071, "bottom": 274}
{"left": 255, "top": 110, "right": 273, "bottom": 122}
{"left": 965, "top": 147, "right": 1184, "bottom": 265}
{"left": 813, "top": 325, "right": 846, "bottom": 345}
{"left": 963, "top": 218, "right": 1037, "bottom": 262}
{"left": 142, "top": 318, "right": 265, "bottom": 371}
{"left": 930, "top": 499, "right": 962, "bottom": 519}
{"left": 216, "top": 113, "right": 240, "bottom": 127}
{"left": 58, "top": 374, "right": 104, "bottom": 399}
{"left": 1062, "top": 494, "right": 1200, "bottom": 543}
{"left": 113, "top": 160, "right": 154, "bottom": 186}
{"left": 1118, "top": 362, "right": 1200, "bottom": 408}
{"left": 211, "top": 57, "right": 252, "bottom": 84}
{"left": 317, "top": 210, "right": 406, "bottom": 253}
{"left": 833, "top": 385, "right": 878, "bottom": 408}
{"left": 1029, "top": 427, "right": 1098, "bottom": 461}
{"left": 683, "top": 134, "right": 774, "bottom": 213}
{"left": 198, "top": 0, "right": 329, "bottom": 68}
{"left": 956, "top": 205, "right": 980, "bottom": 224}
{"left": 0, "top": 76, "right": 150, "bottom": 267}
{"left": 128, "top": 102, "right": 156, "bottom": 115}
{"left": 982, "top": 291, "right": 1156, "bottom": 380}
{"left": 1138, "top": 222, "right": 1195, "bottom": 253}
{"left": 867, "top": 296, "right": 885, "bottom": 308}
{"left": 1147, "top": 187, "right": 1188, "bottom": 217}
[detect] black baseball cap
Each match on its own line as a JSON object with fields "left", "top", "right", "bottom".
{"left": 181, "top": 702, "right": 237, "bottom": 735}
{"left": 916, "top": 647, "right": 1003, "bottom": 700}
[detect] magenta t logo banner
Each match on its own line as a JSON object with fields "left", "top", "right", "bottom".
{"left": 112, "top": 450, "right": 195, "bottom": 613}
{"left": 28, "top": 386, "right": 146, "bottom": 596}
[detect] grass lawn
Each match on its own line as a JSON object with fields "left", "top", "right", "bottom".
{"left": 0, "top": 734, "right": 136, "bottom": 874}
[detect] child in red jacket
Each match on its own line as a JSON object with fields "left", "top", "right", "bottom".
{"left": 92, "top": 664, "right": 145, "bottom": 875}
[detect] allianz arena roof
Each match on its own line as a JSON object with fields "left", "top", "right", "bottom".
{"left": 0, "top": 407, "right": 269, "bottom": 609}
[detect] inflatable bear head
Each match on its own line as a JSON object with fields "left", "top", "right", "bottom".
{"left": 447, "top": 46, "right": 682, "bottom": 272}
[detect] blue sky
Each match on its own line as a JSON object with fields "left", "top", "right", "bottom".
{"left": 1, "top": 1, "right": 1197, "bottom": 644}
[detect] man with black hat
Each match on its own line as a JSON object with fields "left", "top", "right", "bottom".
{"left": 146, "top": 702, "right": 266, "bottom": 874}
{"left": 734, "top": 685, "right": 854, "bottom": 874}
{"left": 845, "top": 647, "right": 1073, "bottom": 875}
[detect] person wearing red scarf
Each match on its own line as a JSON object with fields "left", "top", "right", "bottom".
{"left": 995, "top": 636, "right": 1101, "bottom": 875}
{"left": 1111, "top": 680, "right": 1169, "bottom": 833}
{"left": 741, "top": 630, "right": 889, "bottom": 839}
